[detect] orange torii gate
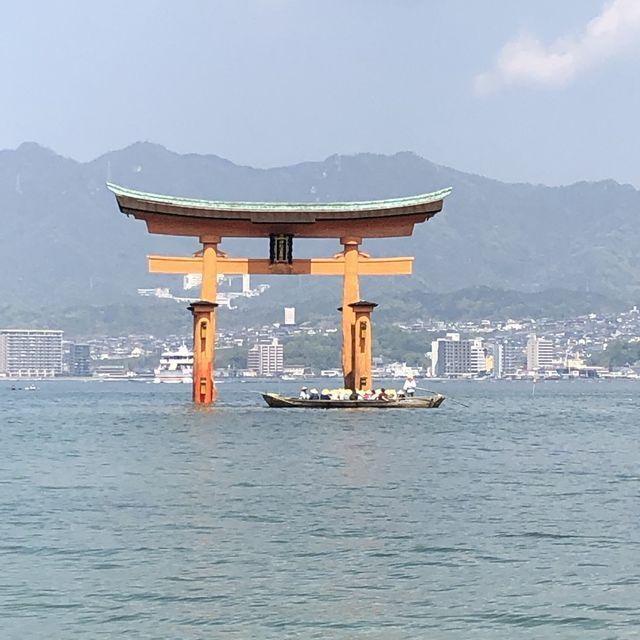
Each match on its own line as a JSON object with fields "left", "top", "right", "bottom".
{"left": 108, "top": 183, "right": 451, "bottom": 404}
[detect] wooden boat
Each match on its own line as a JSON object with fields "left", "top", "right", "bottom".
{"left": 261, "top": 392, "right": 445, "bottom": 409}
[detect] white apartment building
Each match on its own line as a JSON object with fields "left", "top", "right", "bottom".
{"left": 492, "top": 340, "right": 525, "bottom": 378}
{"left": 0, "top": 329, "right": 63, "bottom": 377}
{"left": 247, "top": 338, "right": 284, "bottom": 376}
{"left": 470, "top": 338, "right": 486, "bottom": 375}
{"left": 431, "top": 333, "right": 486, "bottom": 377}
{"left": 526, "top": 334, "right": 554, "bottom": 371}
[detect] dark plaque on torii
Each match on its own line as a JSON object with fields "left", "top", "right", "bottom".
{"left": 269, "top": 233, "right": 293, "bottom": 264}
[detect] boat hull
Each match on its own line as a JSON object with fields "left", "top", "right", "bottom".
{"left": 152, "top": 375, "right": 192, "bottom": 384}
{"left": 261, "top": 393, "right": 445, "bottom": 409}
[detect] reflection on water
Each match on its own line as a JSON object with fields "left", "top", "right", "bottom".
{"left": 1, "top": 379, "right": 639, "bottom": 638}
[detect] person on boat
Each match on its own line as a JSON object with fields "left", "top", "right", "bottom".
{"left": 376, "top": 388, "right": 390, "bottom": 401}
{"left": 403, "top": 375, "right": 417, "bottom": 397}
{"left": 320, "top": 388, "right": 332, "bottom": 400}
{"left": 308, "top": 387, "right": 320, "bottom": 400}
{"left": 349, "top": 389, "right": 358, "bottom": 401}
{"left": 299, "top": 386, "right": 310, "bottom": 400}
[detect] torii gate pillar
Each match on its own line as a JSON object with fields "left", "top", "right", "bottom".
{"left": 341, "top": 237, "right": 361, "bottom": 390}
{"left": 190, "top": 235, "right": 220, "bottom": 404}
{"left": 189, "top": 301, "right": 218, "bottom": 404}
{"left": 350, "top": 301, "right": 378, "bottom": 392}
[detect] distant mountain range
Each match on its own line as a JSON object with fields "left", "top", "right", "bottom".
{"left": 0, "top": 141, "right": 638, "bottom": 331}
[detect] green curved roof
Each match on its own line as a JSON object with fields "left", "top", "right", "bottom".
{"left": 106, "top": 182, "right": 452, "bottom": 214}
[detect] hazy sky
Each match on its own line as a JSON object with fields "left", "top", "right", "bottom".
{"left": 2, "top": 0, "right": 639, "bottom": 186}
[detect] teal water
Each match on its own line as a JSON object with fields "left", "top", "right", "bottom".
{"left": 1, "top": 379, "right": 639, "bottom": 639}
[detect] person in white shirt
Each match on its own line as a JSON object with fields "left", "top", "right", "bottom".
{"left": 403, "top": 375, "right": 416, "bottom": 397}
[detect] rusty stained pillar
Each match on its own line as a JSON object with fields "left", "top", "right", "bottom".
{"left": 350, "top": 301, "right": 377, "bottom": 391}
{"left": 190, "top": 235, "right": 220, "bottom": 404}
{"left": 340, "top": 237, "right": 361, "bottom": 390}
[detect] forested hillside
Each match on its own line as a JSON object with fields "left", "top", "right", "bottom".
{"left": 0, "top": 142, "right": 638, "bottom": 329}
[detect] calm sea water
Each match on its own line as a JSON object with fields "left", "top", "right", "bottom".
{"left": 1, "top": 378, "right": 639, "bottom": 639}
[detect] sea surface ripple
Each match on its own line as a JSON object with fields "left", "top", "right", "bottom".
{"left": 1, "top": 379, "right": 639, "bottom": 639}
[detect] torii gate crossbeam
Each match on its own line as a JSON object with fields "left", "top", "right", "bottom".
{"left": 151, "top": 247, "right": 413, "bottom": 399}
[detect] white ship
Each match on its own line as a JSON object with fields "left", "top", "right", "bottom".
{"left": 153, "top": 345, "right": 193, "bottom": 383}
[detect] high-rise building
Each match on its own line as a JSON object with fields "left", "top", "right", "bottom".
{"left": 0, "top": 329, "right": 63, "bottom": 377}
{"left": 70, "top": 343, "right": 92, "bottom": 377}
{"left": 431, "top": 333, "right": 486, "bottom": 377}
{"left": 492, "top": 339, "right": 525, "bottom": 378}
{"left": 526, "top": 334, "right": 554, "bottom": 371}
{"left": 247, "top": 338, "right": 284, "bottom": 376}
{"left": 470, "top": 338, "right": 487, "bottom": 375}
{"left": 493, "top": 343, "right": 504, "bottom": 379}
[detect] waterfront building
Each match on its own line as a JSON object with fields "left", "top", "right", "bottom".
{"left": 247, "top": 338, "right": 284, "bottom": 377}
{"left": 493, "top": 339, "right": 525, "bottom": 378}
{"left": 470, "top": 338, "right": 487, "bottom": 375}
{"left": 526, "top": 334, "right": 554, "bottom": 371}
{"left": 431, "top": 333, "right": 486, "bottom": 377}
{"left": 282, "top": 364, "right": 306, "bottom": 378}
{"left": 492, "top": 343, "right": 503, "bottom": 379}
{"left": 431, "top": 333, "right": 467, "bottom": 377}
{"left": 69, "top": 343, "right": 92, "bottom": 377}
{"left": 0, "top": 329, "right": 63, "bottom": 377}
{"left": 93, "top": 364, "right": 134, "bottom": 379}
